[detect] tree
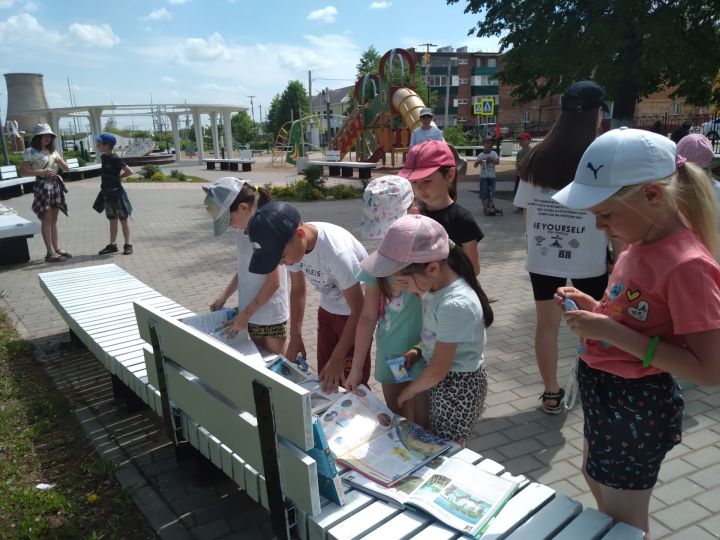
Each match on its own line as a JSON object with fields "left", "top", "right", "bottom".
{"left": 451, "top": 0, "right": 720, "bottom": 123}
{"left": 266, "top": 81, "right": 309, "bottom": 138}
{"left": 356, "top": 45, "right": 381, "bottom": 78}
{"left": 230, "top": 111, "right": 255, "bottom": 145}
{"left": 443, "top": 125, "right": 469, "bottom": 146}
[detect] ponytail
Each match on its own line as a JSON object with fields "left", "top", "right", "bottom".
{"left": 446, "top": 245, "right": 494, "bottom": 327}
{"left": 670, "top": 163, "right": 718, "bottom": 256}
{"left": 230, "top": 182, "right": 273, "bottom": 211}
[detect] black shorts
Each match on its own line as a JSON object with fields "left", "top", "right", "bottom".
{"left": 578, "top": 360, "right": 683, "bottom": 490}
{"left": 529, "top": 272, "right": 608, "bottom": 301}
{"left": 105, "top": 197, "right": 129, "bottom": 220}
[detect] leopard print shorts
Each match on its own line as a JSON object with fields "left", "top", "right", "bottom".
{"left": 429, "top": 367, "right": 488, "bottom": 442}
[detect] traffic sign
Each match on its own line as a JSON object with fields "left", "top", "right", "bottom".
{"left": 474, "top": 98, "right": 495, "bottom": 116}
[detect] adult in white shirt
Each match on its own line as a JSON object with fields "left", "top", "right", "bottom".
{"left": 513, "top": 80, "right": 610, "bottom": 415}
{"left": 409, "top": 108, "right": 444, "bottom": 148}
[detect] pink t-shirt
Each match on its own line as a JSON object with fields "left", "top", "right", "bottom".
{"left": 581, "top": 229, "right": 720, "bottom": 378}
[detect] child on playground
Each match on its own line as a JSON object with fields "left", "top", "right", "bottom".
{"left": 553, "top": 127, "right": 720, "bottom": 534}
{"left": 400, "top": 139, "right": 483, "bottom": 275}
{"left": 94, "top": 133, "right": 135, "bottom": 255}
{"left": 473, "top": 137, "right": 501, "bottom": 215}
{"left": 247, "top": 202, "right": 369, "bottom": 392}
{"left": 20, "top": 123, "right": 71, "bottom": 262}
{"left": 203, "top": 177, "right": 288, "bottom": 355}
{"left": 345, "top": 176, "right": 428, "bottom": 425}
{"left": 362, "top": 214, "right": 494, "bottom": 445}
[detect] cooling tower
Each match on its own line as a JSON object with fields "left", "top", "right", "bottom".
{"left": 4, "top": 73, "right": 49, "bottom": 132}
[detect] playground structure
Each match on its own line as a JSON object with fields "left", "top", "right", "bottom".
{"left": 272, "top": 48, "right": 430, "bottom": 168}
{"left": 270, "top": 113, "right": 346, "bottom": 167}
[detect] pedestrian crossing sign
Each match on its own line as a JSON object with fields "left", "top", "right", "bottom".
{"left": 474, "top": 99, "right": 494, "bottom": 116}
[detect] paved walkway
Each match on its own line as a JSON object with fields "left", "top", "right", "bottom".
{"left": 1, "top": 174, "right": 719, "bottom": 539}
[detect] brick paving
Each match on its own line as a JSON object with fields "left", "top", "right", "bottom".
{"left": 1, "top": 169, "right": 719, "bottom": 538}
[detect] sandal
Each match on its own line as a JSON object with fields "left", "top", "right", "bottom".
{"left": 45, "top": 253, "right": 66, "bottom": 263}
{"left": 540, "top": 388, "right": 565, "bottom": 415}
{"left": 56, "top": 250, "right": 72, "bottom": 258}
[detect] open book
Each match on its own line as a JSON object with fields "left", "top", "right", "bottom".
{"left": 181, "top": 309, "right": 252, "bottom": 352}
{"left": 320, "top": 386, "right": 452, "bottom": 487}
{"left": 266, "top": 356, "right": 345, "bottom": 414}
{"left": 343, "top": 457, "right": 519, "bottom": 537}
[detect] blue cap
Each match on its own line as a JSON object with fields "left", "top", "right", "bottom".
{"left": 95, "top": 132, "right": 117, "bottom": 146}
{"left": 247, "top": 201, "right": 301, "bottom": 274}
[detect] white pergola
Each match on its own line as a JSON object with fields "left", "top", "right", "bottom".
{"left": 26, "top": 103, "right": 248, "bottom": 163}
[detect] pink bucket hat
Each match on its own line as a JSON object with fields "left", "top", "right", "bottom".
{"left": 676, "top": 134, "right": 715, "bottom": 168}
{"left": 361, "top": 214, "right": 449, "bottom": 277}
{"left": 360, "top": 175, "right": 414, "bottom": 240}
{"left": 399, "top": 140, "right": 456, "bottom": 181}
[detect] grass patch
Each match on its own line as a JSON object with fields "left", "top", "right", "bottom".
{"left": 266, "top": 178, "right": 363, "bottom": 202}
{"left": 0, "top": 311, "right": 153, "bottom": 539}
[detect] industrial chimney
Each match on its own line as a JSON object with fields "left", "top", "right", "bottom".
{"left": 4, "top": 73, "right": 50, "bottom": 132}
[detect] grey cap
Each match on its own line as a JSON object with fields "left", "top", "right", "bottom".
{"left": 202, "top": 177, "right": 246, "bottom": 235}
{"left": 419, "top": 108, "right": 434, "bottom": 117}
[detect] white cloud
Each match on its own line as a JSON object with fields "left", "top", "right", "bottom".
{"left": 182, "top": 32, "right": 230, "bottom": 62}
{"left": 307, "top": 6, "right": 337, "bottom": 23}
{"left": 69, "top": 22, "right": 120, "bottom": 47}
{"left": 369, "top": 1, "right": 391, "bottom": 8}
{"left": 140, "top": 8, "right": 171, "bottom": 22}
{"left": 168, "top": 0, "right": 191, "bottom": 3}
{"left": 0, "top": 0, "right": 16, "bottom": 8}
{"left": 0, "top": 13, "right": 60, "bottom": 45}
{"left": 161, "top": 76, "right": 175, "bottom": 83}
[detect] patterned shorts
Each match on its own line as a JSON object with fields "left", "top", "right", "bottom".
{"left": 429, "top": 367, "right": 488, "bottom": 442}
{"left": 248, "top": 321, "right": 287, "bottom": 340}
{"left": 105, "top": 197, "right": 129, "bottom": 220}
{"left": 578, "top": 360, "right": 683, "bottom": 490}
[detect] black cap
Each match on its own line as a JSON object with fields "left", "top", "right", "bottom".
{"left": 247, "top": 201, "right": 301, "bottom": 274}
{"left": 561, "top": 80, "right": 609, "bottom": 112}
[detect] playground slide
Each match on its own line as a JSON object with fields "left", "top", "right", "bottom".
{"left": 392, "top": 87, "right": 429, "bottom": 134}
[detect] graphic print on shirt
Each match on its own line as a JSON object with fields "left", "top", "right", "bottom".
{"left": 600, "top": 280, "right": 650, "bottom": 324}
{"left": 528, "top": 187, "right": 588, "bottom": 261}
{"left": 297, "top": 262, "right": 344, "bottom": 303}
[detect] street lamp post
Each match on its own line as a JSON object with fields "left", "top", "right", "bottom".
{"left": 418, "top": 43, "right": 437, "bottom": 105}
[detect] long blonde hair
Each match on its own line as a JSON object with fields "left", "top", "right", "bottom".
{"left": 616, "top": 162, "right": 718, "bottom": 256}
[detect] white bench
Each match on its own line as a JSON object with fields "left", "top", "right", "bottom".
{"left": 65, "top": 157, "right": 101, "bottom": 180}
{"left": 0, "top": 202, "right": 40, "bottom": 264}
{"left": 203, "top": 158, "right": 255, "bottom": 172}
{"left": 39, "top": 263, "right": 645, "bottom": 540}
{"left": 306, "top": 160, "right": 376, "bottom": 181}
{"left": 0, "top": 164, "right": 35, "bottom": 198}
{"left": 325, "top": 150, "right": 341, "bottom": 162}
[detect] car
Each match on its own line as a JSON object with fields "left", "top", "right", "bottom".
{"left": 700, "top": 118, "right": 720, "bottom": 141}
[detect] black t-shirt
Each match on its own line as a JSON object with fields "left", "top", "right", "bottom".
{"left": 100, "top": 152, "right": 126, "bottom": 190}
{"left": 422, "top": 202, "right": 484, "bottom": 245}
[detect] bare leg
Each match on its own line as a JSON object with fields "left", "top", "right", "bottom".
{"left": 109, "top": 218, "right": 119, "bottom": 244}
{"left": 254, "top": 336, "right": 286, "bottom": 356}
{"left": 582, "top": 438, "right": 606, "bottom": 512}
{"left": 413, "top": 390, "right": 430, "bottom": 429}
{"left": 41, "top": 212, "right": 55, "bottom": 255}
{"left": 381, "top": 382, "right": 412, "bottom": 419}
{"left": 535, "top": 299, "right": 562, "bottom": 402}
{"left": 598, "top": 483, "right": 652, "bottom": 536}
{"left": 49, "top": 207, "right": 61, "bottom": 252}
{"left": 120, "top": 219, "right": 130, "bottom": 244}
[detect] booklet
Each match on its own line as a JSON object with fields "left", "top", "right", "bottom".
{"left": 307, "top": 418, "right": 346, "bottom": 506}
{"left": 344, "top": 457, "right": 518, "bottom": 537}
{"left": 320, "top": 386, "right": 453, "bottom": 487}
{"left": 181, "top": 309, "right": 252, "bottom": 352}
{"left": 266, "top": 356, "right": 345, "bottom": 414}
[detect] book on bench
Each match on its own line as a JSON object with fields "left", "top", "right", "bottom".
{"left": 265, "top": 356, "right": 346, "bottom": 414}
{"left": 342, "top": 456, "right": 519, "bottom": 538}
{"left": 320, "top": 386, "right": 453, "bottom": 487}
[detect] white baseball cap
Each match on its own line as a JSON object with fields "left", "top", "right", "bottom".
{"left": 553, "top": 127, "right": 677, "bottom": 209}
{"left": 202, "top": 177, "right": 246, "bottom": 235}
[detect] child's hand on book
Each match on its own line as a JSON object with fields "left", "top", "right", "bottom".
{"left": 209, "top": 297, "right": 225, "bottom": 311}
{"left": 224, "top": 311, "right": 250, "bottom": 338}
{"left": 344, "top": 366, "right": 364, "bottom": 394}
{"left": 319, "top": 358, "right": 346, "bottom": 393}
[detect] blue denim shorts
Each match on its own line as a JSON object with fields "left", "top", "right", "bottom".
{"left": 479, "top": 177, "right": 496, "bottom": 200}
{"left": 578, "top": 360, "right": 683, "bottom": 490}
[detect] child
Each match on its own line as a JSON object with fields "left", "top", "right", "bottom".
{"left": 473, "top": 137, "right": 501, "bottom": 215}
{"left": 400, "top": 139, "right": 483, "bottom": 275}
{"left": 247, "top": 202, "right": 369, "bottom": 391}
{"left": 20, "top": 123, "right": 70, "bottom": 262}
{"left": 94, "top": 133, "right": 135, "bottom": 255}
{"left": 553, "top": 127, "right": 720, "bottom": 534}
{"left": 513, "top": 132, "right": 532, "bottom": 212}
{"left": 345, "top": 176, "right": 427, "bottom": 424}
{"left": 204, "top": 177, "right": 288, "bottom": 354}
{"left": 362, "top": 214, "right": 494, "bottom": 445}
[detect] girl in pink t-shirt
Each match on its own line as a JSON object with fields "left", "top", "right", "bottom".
{"left": 552, "top": 128, "right": 720, "bottom": 536}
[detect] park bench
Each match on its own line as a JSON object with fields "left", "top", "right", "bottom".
{"left": 64, "top": 157, "right": 101, "bottom": 180}
{"left": 306, "top": 160, "right": 375, "bottom": 181}
{"left": 0, "top": 164, "right": 34, "bottom": 198}
{"left": 0, "top": 202, "right": 40, "bottom": 264}
{"left": 39, "top": 263, "right": 644, "bottom": 540}
{"left": 203, "top": 157, "right": 255, "bottom": 172}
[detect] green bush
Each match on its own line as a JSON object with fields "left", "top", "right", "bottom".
{"left": 169, "top": 169, "right": 188, "bottom": 181}
{"left": 303, "top": 165, "right": 325, "bottom": 189}
{"left": 150, "top": 171, "right": 167, "bottom": 182}
{"left": 327, "top": 184, "right": 363, "bottom": 199}
{"left": 265, "top": 180, "right": 362, "bottom": 202}
{"left": 62, "top": 150, "right": 86, "bottom": 166}
{"left": 140, "top": 165, "right": 161, "bottom": 179}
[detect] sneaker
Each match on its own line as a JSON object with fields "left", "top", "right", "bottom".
{"left": 123, "top": 244, "right": 133, "bottom": 255}
{"left": 99, "top": 244, "right": 118, "bottom": 255}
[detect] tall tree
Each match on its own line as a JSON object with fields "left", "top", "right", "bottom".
{"left": 230, "top": 111, "right": 255, "bottom": 144}
{"left": 266, "top": 81, "right": 309, "bottom": 137}
{"left": 450, "top": 0, "right": 720, "bottom": 123}
{"left": 356, "top": 45, "right": 381, "bottom": 77}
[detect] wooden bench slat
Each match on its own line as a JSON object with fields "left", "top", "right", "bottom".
{"left": 406, "top": 523, "right": 459, "bottom": 540}
{"left": 480, "top": 483, "right": 555, "bottom": 540}
{"left": 327, "top": 501, "right": 400, "bottom": 540}
{"left": 600, "top": 522, "right": 646, "bottom": 540}
{"left": 554, "top": 508, "right": 613, "bottom": 540}
{"left": 360, "top": 510, "right": 432, "bottom": 540}
{"left": 307, "top": 490, "right": 376, "bottom": 540}
{"left": 505, "top": 495, "right": 582, "bottom": 540}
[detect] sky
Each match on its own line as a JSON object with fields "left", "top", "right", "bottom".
{"left": 0, "top": 0, "right": 499, "bottom": 130}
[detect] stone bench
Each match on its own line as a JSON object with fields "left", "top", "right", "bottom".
{"left": 0, "top": 203, "right": 40, "bottom": 264}
{"left": 203, "top": 158, "right": 255, "bottom": 172}
{"left": 306, "top": 161, "right": 375, "bottom": 181}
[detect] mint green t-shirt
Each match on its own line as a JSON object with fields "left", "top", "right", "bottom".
{"left": 359, "top": 270, "right": 423, "bottom": 383}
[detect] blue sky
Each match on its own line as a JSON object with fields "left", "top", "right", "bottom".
{"left": 0, "top": 0, "right": 499, "bottom": 129}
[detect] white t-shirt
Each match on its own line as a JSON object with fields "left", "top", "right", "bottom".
{"left": 409, "top": 126, "right": 444, "bottom": 148}
{"left": 236, "top": 231, "right": 289, "bottom": 325}
{"left": 475, "top": 150, "right": 498, "bottom": 178}
{"left": 514, "top": 180, "right": 607, "bottom": 278}
{"left": 288, "top": 222, "right": 367, "bottom": 315}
